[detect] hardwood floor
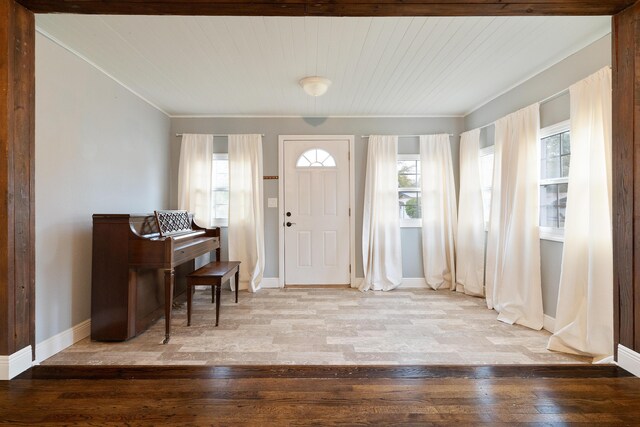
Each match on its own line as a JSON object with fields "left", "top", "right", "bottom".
{"left": 3, "top": 365, "right": 638, "bottom": 425}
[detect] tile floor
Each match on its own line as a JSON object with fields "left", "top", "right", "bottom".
{"left": 42, "top": 287, "right": 591, "bottom": 365}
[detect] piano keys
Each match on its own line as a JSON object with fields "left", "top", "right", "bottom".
{"left": 91, "top": 213, "right": 220, "bottom": 342}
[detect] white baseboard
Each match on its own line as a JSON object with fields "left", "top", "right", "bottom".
{"left": 263, "top": 277, "right": 438, "bottom": 289}
{"left": 400, "top": 278, "right": 429, "bottom": 288}
{"left": 0, "top": 346, "right": 32, "bottom": 380}
{"left": 351, "top": 277, "right": 429, "bottom": 289}
{"left": 618, "top": 345, "right": 640, "bottom": 377}
{"left": 34, "top": 319, "right": 91, "bottom": 365}
{"left": 261, "top": 278, "right": 282, "bottom": 289}
{"left": 543, "top": 314, "right": 556, "bottom": 333}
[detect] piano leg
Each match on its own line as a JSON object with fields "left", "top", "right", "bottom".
{"left": 163, "top": 268, "right": 175, "bottom": 344}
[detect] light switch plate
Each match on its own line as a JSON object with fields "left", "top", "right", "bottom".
{"left": 267, "top": 198, "right": 278, "bottom": 208}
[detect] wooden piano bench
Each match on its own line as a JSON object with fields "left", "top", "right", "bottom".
{"left": 186, "top": 261, "right": 241, "bottom": 327}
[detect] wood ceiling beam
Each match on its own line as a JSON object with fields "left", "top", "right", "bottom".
{"left": 15, "top": 0, "right": 636, "bottom": 16}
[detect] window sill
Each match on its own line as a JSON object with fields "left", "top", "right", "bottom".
{"left": 540, "top": 228, "right": 564, "bottom": 243}
{"left": 400, "top": 219, "right": 421, "bottom": 228}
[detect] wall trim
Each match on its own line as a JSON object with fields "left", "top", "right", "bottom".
{"left": 353, "top": 277, "right": 364, "bottom": 289}
{"left": 543, "top": 314, "right": 556, "bottom": 333}
{"left": 400, "top": 278, "right": 429, "bottom": 288}
{"left": 0, "top": 346, "right": 33, "bottom": 380}
{"left": 34, "top": 319, "right": 91, "bottom": 365}
{"left": 352, "top": 277, "right": 431, "bottom": 289}
{"left": 169, "top": 114, "right": 464, "bottom": 119}
{"left": 618, "top": 345, "right": 640, "bottom": 378}
{"left": 264, "top": 277, "right": 430, "bottom": 289}
{"left": 261, "top": 278, "right": 282, "bottom": 289}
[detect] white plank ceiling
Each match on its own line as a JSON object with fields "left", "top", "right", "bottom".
{"left": 35, "top": 15, "right": 610, "bottom": 117}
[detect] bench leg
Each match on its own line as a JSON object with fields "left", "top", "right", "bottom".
{"left": 235, "top": 269, "right": 239, "bottom": 303}
{"left": 215, "top": 284, "right": 221, "bottom": 327}
{"left": 187, "top": 281, "right": 192, "bottom": 327}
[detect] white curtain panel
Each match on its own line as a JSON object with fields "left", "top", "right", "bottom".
{"left": 548, "top": 67, "right": 613, "bottom": 360}
{"left": 485, "top": 104, "right": 544, "bottom": 330}
{"left": 228, "top": 134, "right": 265, "bottom": 293}
{"left": 178, "top": 134, "right": 214, "bottom": 227}
{"left": 456, "top": 129, "right": 485, "bottom": 296}
{"left": 361, "top": 135, "right": 402, "bottom": 291}
{"left": 420, "top": 134, "right": 457, "bottom": 290}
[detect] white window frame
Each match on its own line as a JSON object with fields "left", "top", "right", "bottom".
{"left": 211, "top": 153, "right": 229, "bottom": 227}
{"left": 479, "top": 145, "right": 495, "bottom": 232}
{"left": 398, "top": 154, "right": 422, "bottom": 228}
{"left": 539, "top": 120, "right": 570, "bottom": 242}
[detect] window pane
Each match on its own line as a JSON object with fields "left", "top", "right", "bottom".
{"left": 215, "top": 204, "right": 229, "bottom": 219}
{"left": 213, "top": 159, "right": 228, "bottom": 173}
{"left": 482, "top": 189, "right": 492, "bottom": 222}
{"left": 297, "top": 149, "right": 336, "bottom": 167}
{"left": 561, "top": 155, "right": 570, "bottom": 178}
{"left": 561, "top": 132, "right": 571, "bottom": 155}
{"left": 398, "top": 160, "right": 417, "bottom": 174}
{"left": 214, "top": 172, "right": 228, "bottom": 188}
{"left": 214, "top": 190, "right": 228, "bottom": 205}
{"left": 397, "top": 159, "right": 420, "bottom": 189}
{"left": 540, "top": 184, "right": 558, "bottom": 228}
{"left": 558, "top": 183, "right": 568, "bottom": 228}
{"left": 399, "top": 174, "right": 419, "bottom": 188}
{"left": 480, "top": 154, "right": 494, "bottom": 188}
{"left": 323, "top": 156, "right": 336, "bottom": 167}
{"left": 399, "top": 191, "right": 421, "bottom": 219}
{"left": 545, "top": 134, "right": 561, "bottom": 158}
{"left": 543, "top": 157, "right": 561, "bottom": 179}
{"left": 296, "top": 156, "right": 311, "bottom": 167}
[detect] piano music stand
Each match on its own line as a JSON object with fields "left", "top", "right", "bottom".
{"left": 154, "top": 209, "right": 192, "bottom": 237}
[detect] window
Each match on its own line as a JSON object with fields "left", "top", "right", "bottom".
{"left": 211, "top": 153, "right": 229, "bottom": 226}
{"left": 398, "top": 155, "right": 421, "bottom": 227}
{"left": 479, "top": 146, "right": 494, "bottom": 230}
{"left": 296, "top": 149, "right": 336, "bottom": 167}
{"left": 539, "top": 120, "right": 570, "bottom": 241}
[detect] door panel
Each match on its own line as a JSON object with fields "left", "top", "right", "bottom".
{"left": 284, "top": 139, "right": 350, "bottom": 285}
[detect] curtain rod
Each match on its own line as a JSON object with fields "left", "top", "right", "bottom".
{"left": 175, "top": 133, "right": 265, "bottom": 137}
{"left": 361, "top": 134, "right": 454, "bottom": 138}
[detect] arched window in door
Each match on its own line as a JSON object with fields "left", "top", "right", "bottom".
{"left": 296, "top": 149, "right": 336, "bottom": 167}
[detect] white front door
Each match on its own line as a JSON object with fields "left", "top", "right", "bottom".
{"left": 283, "top": 138, "right": 350, "bottom": 285}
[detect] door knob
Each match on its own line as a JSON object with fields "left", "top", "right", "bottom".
{"left": 286, "top": 212, "right": 292, "bottom": 217}
{"left": 286, "top": 222, "right": 296, "bottom": 227}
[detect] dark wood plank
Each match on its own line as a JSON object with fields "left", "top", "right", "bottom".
{"left": 636, "top": 3, "right": 640, "bottom": 353}
{"left": 0, "top": 0, "right": 35, "bottom": 357}
{"left": 3, "top": 366, "right": 640, "bottom": 425}
{"left": 613, "top": 1, "right": 640, "bottom": 354}
{"left": 14, "top": 0, "right": 636, "bottom": 16}
{"left": 12, "top": 0, "right": 35, "bottom": 359}
{"left": 17, "top": 364, "right": 635, "bottom": 380}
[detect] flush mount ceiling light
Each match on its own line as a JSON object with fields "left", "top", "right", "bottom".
{"left": 299, "top": 76, "right": 331, "bottom": 97}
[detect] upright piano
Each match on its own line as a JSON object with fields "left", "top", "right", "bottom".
{"left": 91, "top": 213, "right": 220, "bottom": 343}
